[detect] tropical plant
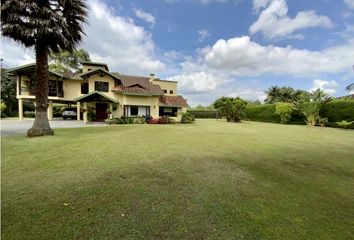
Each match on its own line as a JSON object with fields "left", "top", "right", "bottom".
{"left": 214, "top": 97, "right": 247, "bottom": 122}
{"left": 265, "top": 86, "right": 309, "bottom": 104}
{"left": 275, "top": 102, "right": 293, "bottom": 124}
{"left": 49, "top": 48, "right": 91, "bottom": 73}
{"left": 1, "top": 0, "right": 87, "bottom": 137}
{"left": 346, "top": 83, "right": 354, "bottom": 93}
{"left": 291, "top": 89, "right": 331, "bottom": 127}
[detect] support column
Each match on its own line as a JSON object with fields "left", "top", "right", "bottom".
{"left": 47, "top": 101, "right": 53, "bottom": 121}
{"left": 77, "top": 102, "right": 81, "bottom": 121}
{"left": 83, "top": 102, "right": 88, "bottom": 123}
{"left": 18, "top": 98, "right": 23, "bottom": 121}
{"left": 109, "top": 103, "right": 113, "bottom": 119}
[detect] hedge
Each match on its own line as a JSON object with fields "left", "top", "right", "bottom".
{"left": 244, "top": 100, "right": 354, "bottom": 127}
{"left": 244, "top": 104, "right": 280, "bottom": 123}
{"left": 320, "top": 100, "right": 354, "bottom": 122}
{"left": 187, "top": 110, "right": 218, "bottom": 119}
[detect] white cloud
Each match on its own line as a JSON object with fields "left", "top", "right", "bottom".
{"left": 252, "top": 0, "right": 271, "bottom": 12}
{"left": 167, "top": 71, "right": 226, "bottom": 93}
{"left": 228, "top": 88, "right": 266, "bottom": 102}
{"left": 167, "top": 35, "right": 354, "bottom": 105}
{"left": 1, "top": 0, "right": 164, "bottom": 76}
{"left": 165, "top": 0, "right": 227, "bottom": 4}
{"left": 133, "top": 9, "right": 155, "bottom": 26}
{"left": 250, "top": 0, "right": 333, "bottom": 39}
{"left": 82, "top": 0, "right": 164, "bottom": 75}
{"left": 198, "top": 29, "right": 211, "bottom": 42}
{"left": 1, "top": 39, "right": 34, "bottom": 67}
{"left": 344, "top": 0, "right": 354, "bottom": 9}
{"left": 310, "top": 79, "right": 339, "bottom": 95}
{"left": 182, "top": 36, "right": 354, "bottom": 77}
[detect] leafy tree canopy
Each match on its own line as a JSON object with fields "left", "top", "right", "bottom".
{"left": 49, "top": 49, "right": 91, "bottom": 73}
{"left": 0, "top": 59, "right": 17, "bottom": 115}
{"left": 214, "top": 97, "right": 247, "bottom": 122}
{"left": 265, "top": 86, "right": 309, "bottom": 104}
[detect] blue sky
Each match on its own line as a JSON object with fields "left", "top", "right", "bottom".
{"left": 2, "top": 0, "right": 354, "bottom": 106}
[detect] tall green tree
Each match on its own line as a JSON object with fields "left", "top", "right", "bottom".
{"left": 49, "top": 48, "right": 91, "bottom": 73}
{"left": 214, "top": 97, "right": 247, "bottom": 122}
{"left": 291, "top": 89, "right": 331, "bottom": 127}
{"left": 1, "top": 0, "right": 87, "bottom": 137}
{"left": 0, "top": 59, "right": 17, "bottom": 116}
{"left": 265, "top": 86, "right": 309, "bottom": 103}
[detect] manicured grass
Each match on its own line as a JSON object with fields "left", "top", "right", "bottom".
{"left": 2, "top": 120, "right": 354, "bottom": 239}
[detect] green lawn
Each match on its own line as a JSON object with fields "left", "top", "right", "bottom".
{"left": 2, "top": 120, "right": 354, "bottom": 239}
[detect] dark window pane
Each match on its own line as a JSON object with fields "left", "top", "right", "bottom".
{"left": 81, "top": 82, "right": 89, "bottom": 94}
{"left": 170, "top": 90, "right": 173, "bottom": 94}
{"left": 164, "top": 89, "right": 167, "bottom": 93}
{"left": 131, "top": 106, "right": 138, "bottom": 115}
{"left": 95, "top": 81, "right": 109, "bottom": 92}
{"left": 48, "top": 80, "right": 57, "bottom": 96}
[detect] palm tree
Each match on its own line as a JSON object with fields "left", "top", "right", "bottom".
{"left": 346, "top": 83, "right": 354, "bottom": 93}
{"left": 291, "top": 89, "right": 331, "bottom": 127}
{"left": 1, "top": 0, "right": 87, "bottom": 137}
{"left": 264, "top": 86, "right": 280, "bottom": 103}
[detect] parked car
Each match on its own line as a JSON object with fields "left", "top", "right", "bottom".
{"left": 62, "top": 108, "right": 77, "bottom": 120}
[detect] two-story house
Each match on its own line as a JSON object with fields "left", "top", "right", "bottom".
{"left": 8, "top": 62, "right": 189, "bottom": 122}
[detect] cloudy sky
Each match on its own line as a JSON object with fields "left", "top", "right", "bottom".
{"left": 2, "top": 0, "right": 354, "bottom": 106}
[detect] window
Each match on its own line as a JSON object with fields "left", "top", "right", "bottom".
{"left": 95, "top": 81, "right": 109, "bottom": 92}
{"left": 81, "top": 82, "right": 88, "bottom": 94}
{"left": 88, "top": 68, "right": 92, "bottom": 71}
{"left": 124, "top": 106, "right": 150, "bottom": 116}
{"left": 48, "top": 80, "right": 57, "bottom": 96}
{"left": 159, "top": 107, "right": 177, "bottom": 117}
{"left": 170, "top": 90, "right": 174, "bottom": 94}
{"left": 48, "top": 80, "right": 63, "bottom": 97}
{"left": 163, "top": 89, "right": 167, "bottom": 94}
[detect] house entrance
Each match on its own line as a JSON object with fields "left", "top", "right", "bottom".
{"left": 96, "top": 103, "right": 108, "bottom": 121}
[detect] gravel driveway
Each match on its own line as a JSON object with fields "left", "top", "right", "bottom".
{"left": 1, "top": 118, "right": 107, "bottom": 137}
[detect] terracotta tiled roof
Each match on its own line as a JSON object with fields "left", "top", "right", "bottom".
{"left": 112, "top": 74, "right": 163, "bottom": 96}
{"left": 159, "top": 95, "right": 189, "bottom": 107}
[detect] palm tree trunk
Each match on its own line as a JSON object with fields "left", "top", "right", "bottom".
{"left": 27, "top": 42, "right": 54, "bottom": 137}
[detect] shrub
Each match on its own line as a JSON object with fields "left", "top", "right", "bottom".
{"left": 24, "top": 111, "right": 35, "bottom": 118}
{"left": 133, "top": 117, "right": 145, "bottom": 124}
{"left": 275, "top": 103, "right": 293, "bottom": 124}
{"left": 87, "top": 111, "right": 96, "bottom": 122}
{"left": 144, "top": 115, "right": 153, "bottom": 123}
{"left": 187, "top": 110, "right": 218, "bottom": 119}
{"left": 157, "top": 116, "right": 175, "bottom": 124}
{"left": 1, "top": 102, "right": 7, "bottom": 112}
{"left": 149, "top": 118, "right": 159, "bottom": 124}
{"left": 106, "top": 116, "right": 148, "bottom": 125}
{"left": 334, "top": 121, "right": 354, "bottom": 129}
{"left": 181, "top": 112, "right": 195, "bottom": 123}
{"left": 1, "top": 102, "right": 7, "bottom": 118}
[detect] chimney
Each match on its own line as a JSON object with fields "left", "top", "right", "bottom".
{"left": 149, "top": 73, "right": 155, "bottom": 82}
